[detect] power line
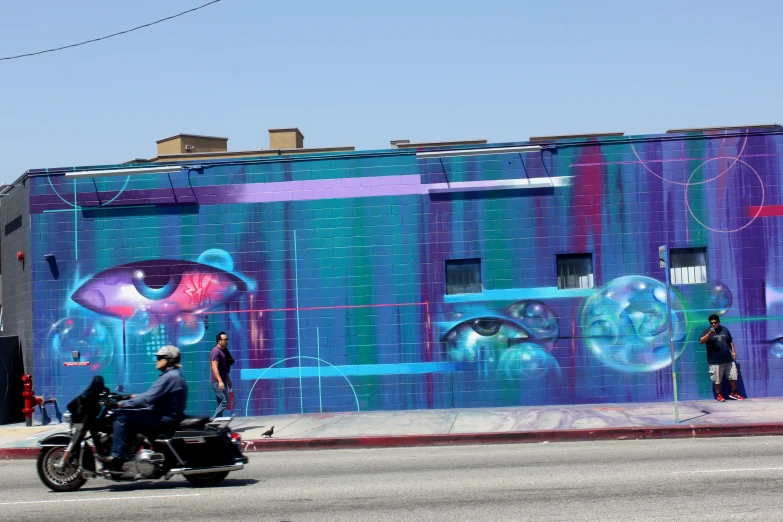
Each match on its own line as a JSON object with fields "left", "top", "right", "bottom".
{"left": 0, "top": 0, "right": 223, "bottom": 62}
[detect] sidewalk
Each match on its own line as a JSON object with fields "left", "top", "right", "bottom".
{"left": 4, "top": 398, "right": 783, "bottom": 459}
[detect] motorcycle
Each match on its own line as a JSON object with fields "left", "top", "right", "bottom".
{"left": 36, "top": 376, "right": 248, "bottom": 492}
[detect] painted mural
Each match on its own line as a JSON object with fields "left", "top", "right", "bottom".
{"left": 28, "top": 129, "right": 783, "bottom": 417}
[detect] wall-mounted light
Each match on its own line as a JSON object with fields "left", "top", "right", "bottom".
{"left": 16, "top": 250, "right": 24, "bottom": 261}
{"left": 64, "top": 165, "right": 183, "bottom": 179}
{"left": 45, "top": 253, "right": 60, "bottom": 279}
{"left": 416, "top": 145, "right": 541, "bottom": 160}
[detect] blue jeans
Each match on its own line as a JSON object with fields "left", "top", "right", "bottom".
{"left": 211, "top": 382, "right": 228, "bottom": 420}
{"left": 111, "top": 409, "right": 163, "bottom": 459}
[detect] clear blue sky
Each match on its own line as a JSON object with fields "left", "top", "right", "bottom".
{"left": 1, "top": 0, "right": 781, "bottom": 184}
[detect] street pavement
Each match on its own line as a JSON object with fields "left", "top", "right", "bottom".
{"left": 2, "top": 437, "right": 783, "bottom": 521}
{"left": 3, "top": 397, "right": 783, "bottom": 455}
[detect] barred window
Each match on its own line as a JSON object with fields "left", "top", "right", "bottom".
{"left": 445, "top": 258, "right": 482, "bottom": 295}
{"left": 670, "top": 247, "right": 707, "bottom": 285}
{"left": 557, "top": 254, "right": 594, "bottom": 290}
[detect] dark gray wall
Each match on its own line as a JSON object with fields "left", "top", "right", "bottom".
{"left": 0, "top": 178, "right": 32, "bottom": 374}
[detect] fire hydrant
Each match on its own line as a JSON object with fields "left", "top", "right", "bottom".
{"left": 22, "top": 374, "right": 56, "bottom": 427}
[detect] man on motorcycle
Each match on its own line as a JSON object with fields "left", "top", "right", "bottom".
{"left": 106, "top": 345, "right": 188, "bottom": 471}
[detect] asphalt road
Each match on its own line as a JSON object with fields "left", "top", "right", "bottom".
{"left": 3, "top": 437, "right": 783, "bottom": 521}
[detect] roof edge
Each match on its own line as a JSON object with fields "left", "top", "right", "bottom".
{"left": 396, "top": 139, "right": 487, "bottom": 149}
{"left": 127, "top": 145, "right": 356, "bottom": 163}
{"left": 666, "top": 124, "right": 781, "bottom": 134}
{"left": 529, "top": 132, "right": 625, "bottom": 142}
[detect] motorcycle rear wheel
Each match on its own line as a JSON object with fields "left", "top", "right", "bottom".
{"left": 184, "top": 471, "right": 229, "bottom": 487}
{"left": 37, "top": 446, "right": 87, "bottom": 492}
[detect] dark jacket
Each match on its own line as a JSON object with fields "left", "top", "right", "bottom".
{"left": 122, "top": 367, "right": 188, "bottom": 422}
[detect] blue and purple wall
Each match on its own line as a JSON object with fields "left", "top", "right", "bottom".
{"left": 27, "top": 129, "right": 783, "bottom": 416}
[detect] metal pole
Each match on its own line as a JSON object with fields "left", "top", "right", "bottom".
{"left": 660, "top": 245, "right": 680, "bottom": 423}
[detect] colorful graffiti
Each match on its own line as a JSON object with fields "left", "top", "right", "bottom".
{"left": 440, "top": 301, "right": 561, "bottom": 379}
{"left": 581, "top": 276, "right": 689, "bottom": 373}
{"left": 72, "top": 259, "right": 246, "bottom": 318}
{"left": 26, "top": 128, "right": 783, "bottom": 416}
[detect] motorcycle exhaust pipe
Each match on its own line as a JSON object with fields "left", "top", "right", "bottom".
{"left": 165, "top": 463, "right": 244, "bottom": 479}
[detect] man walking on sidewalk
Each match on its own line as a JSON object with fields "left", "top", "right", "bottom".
{"left": 209, "top": 332, "right": 233, "bottom": 419}
{"left": 699, "top": 315, "right": 744, "bottom": 402}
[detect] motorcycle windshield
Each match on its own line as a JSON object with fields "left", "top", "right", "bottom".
{"left": 67, "top": 375, "right": 107, "bottom": 423}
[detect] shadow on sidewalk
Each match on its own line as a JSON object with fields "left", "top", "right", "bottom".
{"left": 678, "top": 410, "right": 711, "bottom": 423}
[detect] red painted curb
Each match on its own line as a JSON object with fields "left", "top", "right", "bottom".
{"left": 0, "top": 447, "right": 39, "bottom": 460}
{"left": 240, "top": 423, "right": 783, "bottom": 452}
{"left": 4, "top": 423, "right": 783, "bottom": 459}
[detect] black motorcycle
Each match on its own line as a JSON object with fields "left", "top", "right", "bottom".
{"left": 36, "top": 376, "right": 248, "bottom": 492}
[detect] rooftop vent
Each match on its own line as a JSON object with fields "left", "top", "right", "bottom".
{"left": 269, "top": 128, "right": 304, "bottom": 149}
{"left": 156, "top": 134, "right": 228, "bottom": 156}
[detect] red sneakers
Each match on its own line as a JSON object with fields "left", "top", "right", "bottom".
{"left": 716, "top": 393, "right": 725, "bottom": 402}
{"left": 729, "top": 391, "right": 746, "bottom": 401}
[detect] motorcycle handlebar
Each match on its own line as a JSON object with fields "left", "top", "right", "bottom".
{"left": 100, "top": 392, "right": 133, "bottom": 406}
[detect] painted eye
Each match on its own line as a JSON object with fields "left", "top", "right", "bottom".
{"left": 442, "top": 317, "right": 529, "bottom": 363}
{"left": 131, "top": 264, "right": 181, "bottom": 300}
{"left": 72, "top": 260, "right": 246, "bottom": 318}
{"left": 471, "top": 318, "right": 502, "bottom": 336}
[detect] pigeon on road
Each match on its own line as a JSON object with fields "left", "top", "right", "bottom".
{"left": 261, "top": 426, "right": 274, "bottom": 438}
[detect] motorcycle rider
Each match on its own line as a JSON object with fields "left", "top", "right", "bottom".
{"left": 105, "top": 345, "right": 188, "bottom": 471}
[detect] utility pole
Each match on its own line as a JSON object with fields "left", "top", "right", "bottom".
{"left": 659, "top": 245, "right": 680, "bottom": 424}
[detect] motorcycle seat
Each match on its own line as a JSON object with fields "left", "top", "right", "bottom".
{"left": 177, "top": 416, "right": 211, "bottom": 430}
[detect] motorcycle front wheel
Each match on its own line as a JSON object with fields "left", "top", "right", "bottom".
{"left": 37, "top": 446, "right": 87, "bottom": 492}
{"left": 184, "top": 471, "right": 229, "bottom": 487}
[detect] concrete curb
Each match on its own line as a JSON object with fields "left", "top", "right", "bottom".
{"left": 3, "top": 423, "right": 783, "bottom": 459}
{"left": 239, "top": 422, "right": 783, "bottom": 452}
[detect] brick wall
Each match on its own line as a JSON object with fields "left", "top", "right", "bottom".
{"left": 1, "top": 177, "right": 33, "bottom": 374}
{"left": 22, "top": 129, "right": 783, "bottom": 416}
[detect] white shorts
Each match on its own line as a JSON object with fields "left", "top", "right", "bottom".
{"left": 709, "top": 362, "right": 737, "bottom": 384}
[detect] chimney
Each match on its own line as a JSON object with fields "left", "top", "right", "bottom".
{"left": 156, "top": 134, "right": 228, "bottom": 156}
{"left": 390, "top": 139, "right": 410, "bottom": 149}
{"left": 269, "top": 128, "right": 304, "bottom": 149}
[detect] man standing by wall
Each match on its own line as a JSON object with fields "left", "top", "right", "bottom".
{"left": 699, "top": 315, "right": 745, "bottom": 402}
{"left": 210, "top": 332, "right": 233, "bottom": 419}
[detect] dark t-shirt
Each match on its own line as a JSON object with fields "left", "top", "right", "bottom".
{"left": 702, "top": 325, "right": 734, "bottom": 365}
{"left": 209, "top": 345, "right": 229, "bottom": 384}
